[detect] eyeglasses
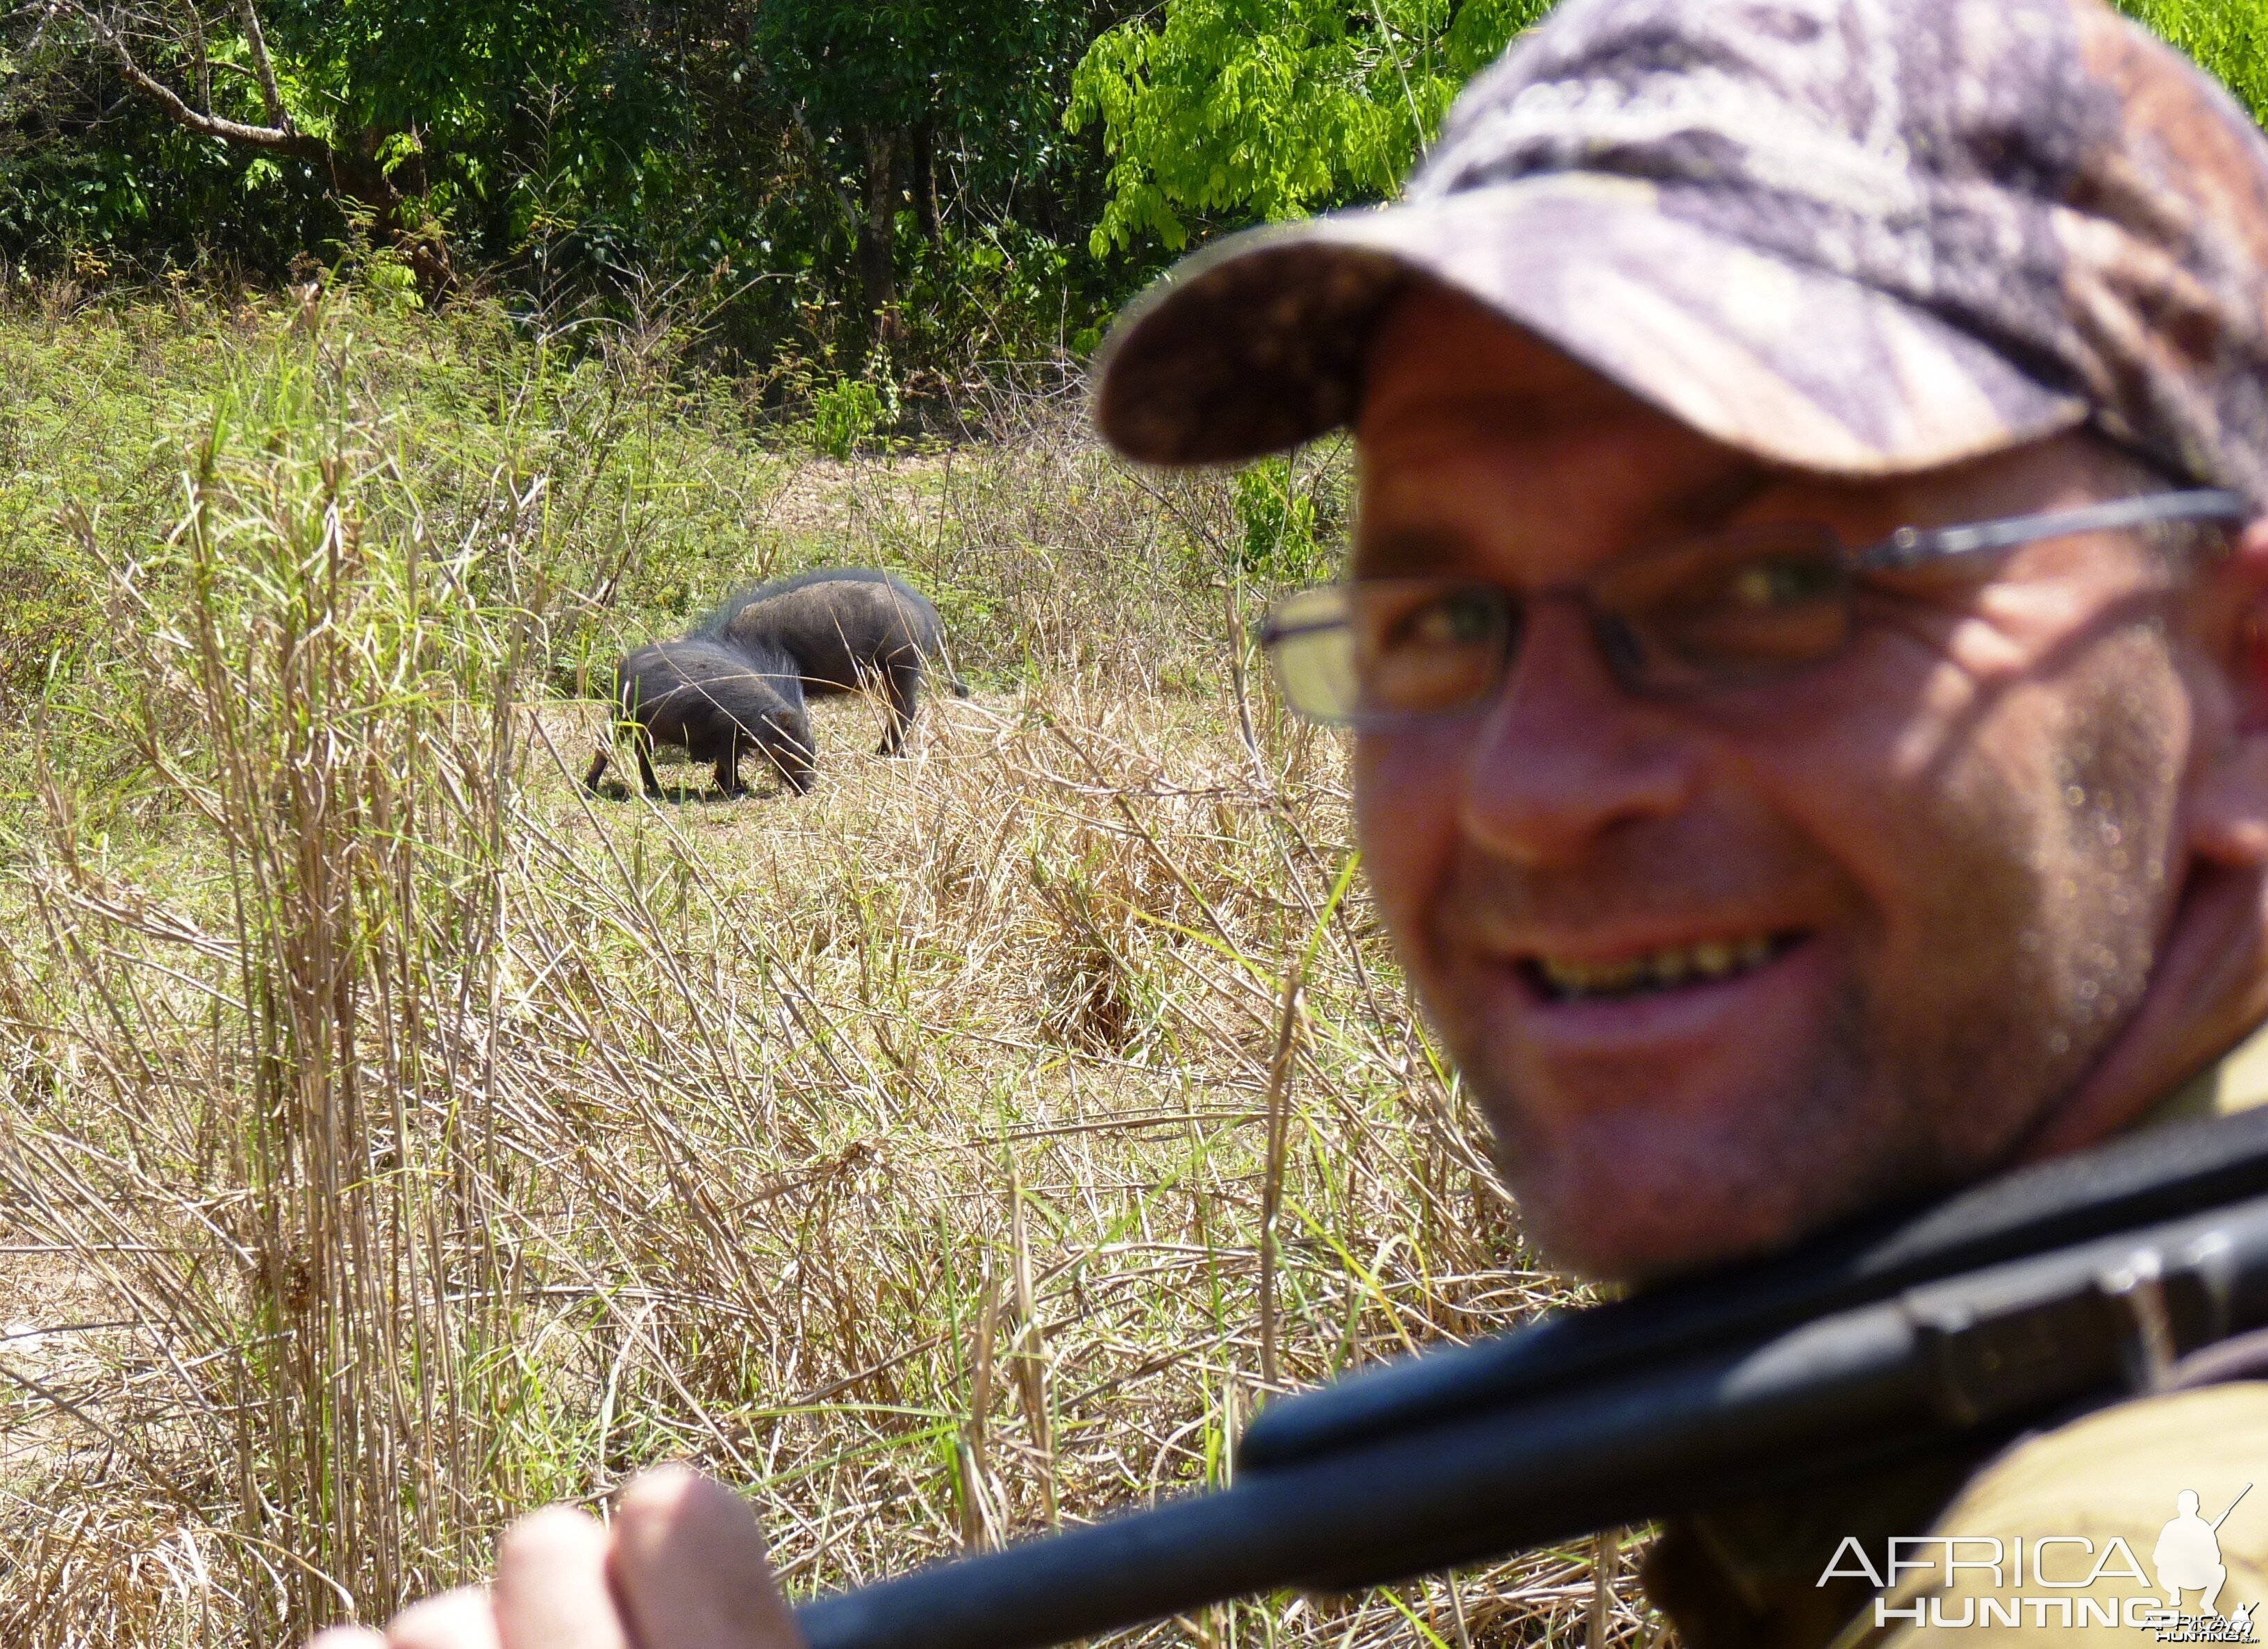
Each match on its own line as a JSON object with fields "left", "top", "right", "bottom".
{"left": 1259, "top": 489, "right": 2250, "bottom": 727}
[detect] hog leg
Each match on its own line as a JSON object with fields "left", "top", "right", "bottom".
{"left": 634, "top": 729, "right": 664, "bottom": 797}
{"left": 583, "top": 746, "right": 613, "bottom": 793}
{"left": 877, "top": 661, "right": 922, "bottom": 755}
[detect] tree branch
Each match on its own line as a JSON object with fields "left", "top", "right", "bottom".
{"left": 788, "top": 100, "right": 860, "bottom": 238}
{"left": 235, "top": 0, "right": 289, "bottom": 133}
{"left": 67, "top": 2, "right": 295, "bottom": 150}
{"left": 58, "top": 0, "right": 447, "bottom": 294}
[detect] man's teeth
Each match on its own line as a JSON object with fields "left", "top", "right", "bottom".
{"left": 1534, "top": 936, "right": 1780, "bottom": 1000}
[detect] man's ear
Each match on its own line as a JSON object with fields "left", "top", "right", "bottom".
{"left": 2191, "top": 516, "right": 2268, "bottom": 868}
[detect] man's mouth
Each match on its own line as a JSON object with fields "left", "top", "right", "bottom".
{"left": 1523, "top": 934, "right": 1800, "bottom": 1002}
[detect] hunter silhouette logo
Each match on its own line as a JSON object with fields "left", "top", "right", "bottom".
{"left": 2150, "top": 1488, "right": 2255, "bottom": 1643}
{"left": 2157, "top": 1489, "right": 2247, "bottom": 1616}
{"left": 1821, "top": 1483, "right": 2258, "bottom": 1636}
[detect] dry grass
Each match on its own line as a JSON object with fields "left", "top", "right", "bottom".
{"left": 0, "top": 290, "right": 1655, "bottom": 1647}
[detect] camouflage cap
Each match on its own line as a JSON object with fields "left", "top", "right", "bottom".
{"left": 1093, "top": 0, "right": 2268, "bottom": 507}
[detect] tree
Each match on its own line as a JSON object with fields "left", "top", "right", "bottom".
{"left": 20, "top": 0, "right": 647, "bottom": 292}
{"left": 733, "top": 0, "right": 1123, "bottom": 341}
{"left": 1066, "top": 0, "right": 1554, "bottom": 254}
{"left": 42, "top": 0, "right": 442, "bottom": 283}
{"left": 732, "top": 0, "right": 984, "bottom": 336}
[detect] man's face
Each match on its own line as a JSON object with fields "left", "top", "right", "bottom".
{"left": 1352, "top": 286, "right": 2212, "bottom": 1281}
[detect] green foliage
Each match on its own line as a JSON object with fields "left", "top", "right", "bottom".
{"left": 1, "top": 0, "right": 1154, "bottom": 384}
{"left": 808, "top": 375, "right": 893, "bottom": 458}
{"left": 1225, "top": 447, "right": 1350, "bottom": 584}
{"left": 1066, "top": 0, "right": 2268, "bottom": 259}
{"left": 12, "top": 0, "right": 2266, "bottom": 394}
{"left": 359, "top": 245, "right": 426, "bottom": 310}
{"left": 0, "top": 284, "right": 819, "bottom": 759}
{"left": 0, "top": 526, "right": 101, "bottom": 703}
{"left": 2114, "top": 0, "right": 2268, "bottom": 124}
{"left": 1232, "top": 455, "right": 1322, "bottom": 579}
{"left": 1067, "top": 0, "right": 1555, "bottom": 253}
{"left": 0, "top": 0, "right": 670, "bottom": 285}
{"left": 741, "top": 0, "right": 1073, "bottom": 142}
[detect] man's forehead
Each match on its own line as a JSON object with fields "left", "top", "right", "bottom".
{"left": 1355, "top": 294, "right": 1778, "bottom": 529}
{"left": 1353, "top": 286, "right": 1791, "bottom": 517}
{"left": 1354, "top": 414, "right": 1769, "bottom": 523}
{"left": 1357, "top": 285, "right": 1622, "bottom": 432}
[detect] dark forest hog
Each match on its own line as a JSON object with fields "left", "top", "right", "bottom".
{"left": 583, "top": 636, "right": 816, "bottom": 797}
{"left": 709, "top": 568, "right": 966, "bottom": 755}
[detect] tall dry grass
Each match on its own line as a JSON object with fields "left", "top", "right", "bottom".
{"left": 0, "top": 290, "right": 1648, "bottom": 1647}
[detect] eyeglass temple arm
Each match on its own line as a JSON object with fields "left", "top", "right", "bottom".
{"left": 1259, "top": 616, "right": 1348, "bottom": 643}
{"left": 1857, "top": 488, "right": 2251, "bottom": 571}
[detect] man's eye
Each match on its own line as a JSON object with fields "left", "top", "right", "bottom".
{"left": 1397, "top": 592, "right": 1499, "bottom": 647}
{"left": 1727, "top": 558, "right": 1839, "bottom": 609}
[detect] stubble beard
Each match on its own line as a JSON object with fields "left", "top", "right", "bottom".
{"left": 1468, "top": 979, "right": 1903, "bottom": 1281}
{"left": 1471, "top": 958, "right": 2137, "bottom": 1282}
{"left": 1462, "top": 803, "right": 2167, "bottom": 1284}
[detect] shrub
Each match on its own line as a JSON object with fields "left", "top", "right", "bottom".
{"left": 807, "top": 374, "right": 893, "bottom": 458}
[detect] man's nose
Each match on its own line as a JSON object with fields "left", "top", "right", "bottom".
{"left": 1459, "top": 601, "right": 1700, "bottom": 869}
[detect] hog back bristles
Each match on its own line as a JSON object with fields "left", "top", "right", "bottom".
{"left": 0, "top": 291, "right": 1638, "bottom": 1646}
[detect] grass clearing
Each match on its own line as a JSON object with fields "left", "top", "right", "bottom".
{"left": 0, "top": 287, "right": 1643, "bottom": 1646}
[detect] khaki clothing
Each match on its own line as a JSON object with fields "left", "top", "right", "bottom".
{"left": 1845, "top": 1385, "right": 2268, "bottom": 1646}
{"left": 2145, "top": 1030, "right": 2268, "bottom": 1132}
{"left": 1642, "top": 1026, "right": 2268, "bottom": 1649}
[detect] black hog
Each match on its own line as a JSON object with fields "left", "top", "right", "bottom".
{"left": 709, "top": 568, "right": 966, "bottom": 755}
{"left": 583, "top": 636, "right": 816, "bottom": 797}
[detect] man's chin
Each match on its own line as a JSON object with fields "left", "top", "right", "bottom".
{"left": 1488, "top": 1109, "right": 1925, "bottom": 1285}
{"left": 1503, "top": 1161, "right": 1816, "bottom": 1283}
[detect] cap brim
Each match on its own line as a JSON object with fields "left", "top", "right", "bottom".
{"left": 1095, "top": 174, "right": 2088, "bottom": 475}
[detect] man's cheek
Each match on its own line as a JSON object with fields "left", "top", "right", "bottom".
{"left": 1352, "top": 736, "right": 1459, "bottom": 943}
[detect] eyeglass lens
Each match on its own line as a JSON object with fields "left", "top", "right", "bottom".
{"left": 1271, "top": 525, "right": 1857, "bottom": 722}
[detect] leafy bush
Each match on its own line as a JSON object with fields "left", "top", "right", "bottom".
{"left": 807, "top": 374, "right": 893, "bottom": 458}
{"left": 1232, "top": 455, "right": 1324, "bottom": 580}
{"left": 1225, "top": 447, "right": 1353, "bottom": 586}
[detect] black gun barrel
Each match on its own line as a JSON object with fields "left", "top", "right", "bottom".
{"left": 794, "top": 1186, "right": 2268, "bottom": 1649}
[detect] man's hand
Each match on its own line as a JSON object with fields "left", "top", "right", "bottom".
{"left": 309, "top": 1466, "right": 806, "bottom": 1649}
